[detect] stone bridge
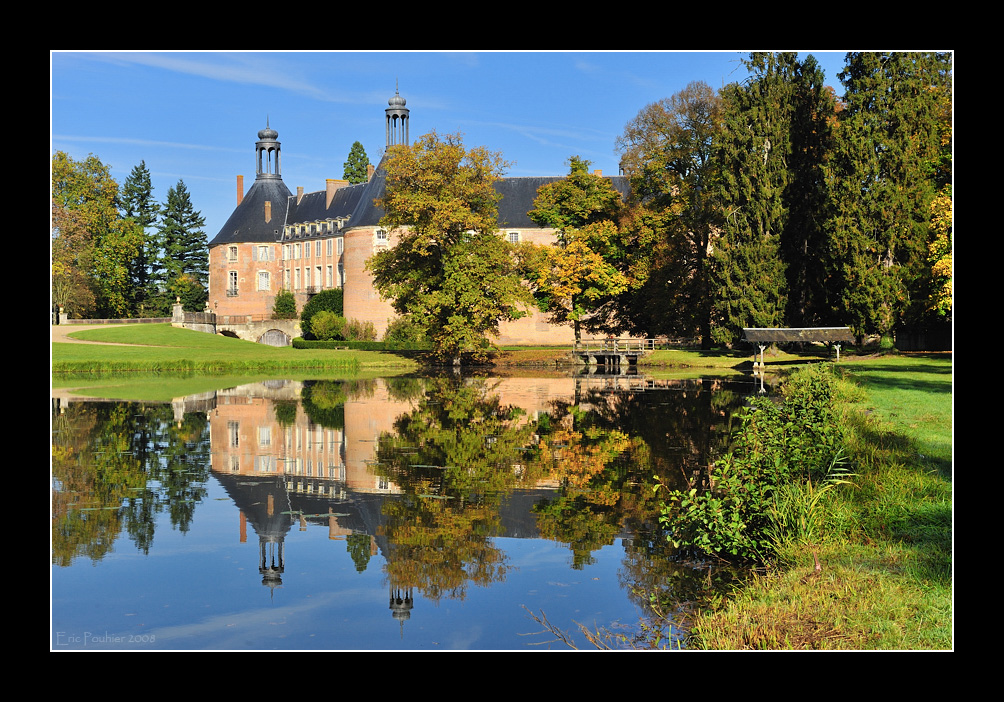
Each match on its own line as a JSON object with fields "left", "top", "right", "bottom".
{"left": 173, "top": 306, "right": 300, "bottom": 346}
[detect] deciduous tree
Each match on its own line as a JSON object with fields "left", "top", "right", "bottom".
{"left": 523, "top": 157, "right": 628, "bottom": 341}
{"left": 367, "top": 131, "right": 532, "bottom": 364}
{"left": 616, "top": 82, "right": 723, "bottom": 346}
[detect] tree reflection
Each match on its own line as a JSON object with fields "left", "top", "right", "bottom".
{"left": 373, "top": 375, "right": 545, "bottom": 601}
{"left": 51, "top": 402, "right": 211, "bottom": 566}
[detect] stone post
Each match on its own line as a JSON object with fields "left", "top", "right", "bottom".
{"left": 172, "top": 297, "right": 185, "bottom": 327}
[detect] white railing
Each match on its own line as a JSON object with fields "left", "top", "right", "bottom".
{"left": 573, "top": 338, "right": 657, "bottom": 353}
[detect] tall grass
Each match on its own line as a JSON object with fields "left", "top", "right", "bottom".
{"left": 685, "top": 354, "right": 952, "bottom": 650}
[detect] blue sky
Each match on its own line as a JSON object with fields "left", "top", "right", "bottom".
{"left": 50, "top": 51, "right": 850, "bottom": 241}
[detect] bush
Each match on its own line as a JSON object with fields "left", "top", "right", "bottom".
{"left": 384, "top": 315, "right": 427, "bottom": 345}
{"left": 658, "top": 364, "right": 848, "bottom": 562}
{"left": 301, "top": 289, "right": 343, "bottom": 339}
{"left": 273, "top": 289, "right": 297, "bottom": 319}
{"left": 310, "top": 310, "right": 346, "bottom": 341}
{"left": 344, "top": 318, "right": 377, "bottom": 341}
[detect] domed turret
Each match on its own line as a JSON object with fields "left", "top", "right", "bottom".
{"left": 385, "top": 85, "right": 409, "bottom": 148}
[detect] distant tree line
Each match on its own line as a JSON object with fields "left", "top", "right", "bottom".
{"left": 52, "top": 154, "right": 208, "bottom": 318}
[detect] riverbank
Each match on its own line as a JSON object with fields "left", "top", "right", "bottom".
{"left": 682, "top": 354, "right": 952, "bottom": 650}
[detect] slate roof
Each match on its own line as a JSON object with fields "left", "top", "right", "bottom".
{"left": 210, "top": 162, "right": 631, "bottom": 246}
{"left": 208, "top": 176, "right": 293, "bottom": 246}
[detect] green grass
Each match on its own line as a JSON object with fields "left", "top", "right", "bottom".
{"left": 52, "top": 323, "right": 420, "bottom": 374}
{"left": 685, "top": 353, "right": 953, "bottom": 650}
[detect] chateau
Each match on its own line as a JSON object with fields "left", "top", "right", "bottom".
{"left": 207, "top": 89, "right": 629, "bottom": 345}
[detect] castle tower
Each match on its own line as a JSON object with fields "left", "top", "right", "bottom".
{"left": 385, "top": 86, "right": 409, "bottom": 148}
{"left": 256, "top": 119, "right": 282, "bottom": 178}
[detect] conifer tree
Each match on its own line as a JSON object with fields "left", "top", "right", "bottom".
{"left": 342, "top": 141, "right": 370, "bottom": 184}
{"left": 710, "top": 53, "right": 797, "bottom": 345}
{"left": 157, "top": 179, "right": 208, "bottom": 312}
{"left": 120, "top": 160, "right": 160, "bottom": 315}
{"left": 824, "top": 52, "right": 951, "bottom": 344}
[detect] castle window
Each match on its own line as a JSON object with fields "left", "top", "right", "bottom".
{"left": 376, "top": 230, "right": 387, "bottom": 241}
{"left": 508, "top": 232, "right": 520, "bottom": 244}
{"left": 257, "top": 271, "right": 270, "bottom": 291}
{"left": 283, "top": 244, "right": 291, "bottom": 260}
{"left": 294, "top": 243, "right": 301, "bottom": 259}
{"left": 228, "top": 245, "right": 238, "bottom": 262}
{"left": 326, "top": 239, "right": 333, "bottom": 256}
{"left": 316, "top": 266, "right": 322, "bottom": 288}
{"left": 315, "top": 241, "right": 321, "bottom": 257}
{"left": 337, "top": 238, "right": 344, "bottom": 255}
{"left": 227, "top": 270, "right": 238, "bottom": 296}
{"left": 326, "top": 265, "right": 333, "bottom": 288}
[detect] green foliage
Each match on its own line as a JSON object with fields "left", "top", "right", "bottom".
{"left": 309, "top": 310, "right": 346, "bottom": 341}
{"left": 824, "top": 52, "right": 952, "bottom": 339}
{"left": 615, "top": 82, "right": 723, "bottom": 346}
{"left": 300, "top": 288, "right": 344, "bottom": 339}
{"left": 344, "top": 318, "right": 377, "bottom": 341}
{"left": 659, "top": 364, "right": 846, "bottom": 561}
{"left": 367, "top": 130, "right": 533, "bottom": 363}
{"left": 383, "top": 314, "right": 427, "bottom": 345}
{"left": 272, "top": 289, "right": 298, "bottom": 319}
{"left": 342, "top": 141, "right": 370, "bottom": 184}
{"left": 528, "top": 155, "right": 622, "bottom": 232}
{"left": 157, "top": 179, "right": 208, "bottom": 313}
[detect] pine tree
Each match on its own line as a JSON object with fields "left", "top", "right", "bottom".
{"left": 824, "top": 52, "right": 951, "bottom": 344}
{"left": 781, "top": 56, "right": 837, "bottom": 328}
{"left": 120, "top": 160, "right": 160, "bottom": 315}
{"left": 710, "top": 53, "right": 797, "bottom": 346}
{"left": 342, "top": 141, "right": 370, "bottom": 184}
{"left": 158, "top": 179, "right": 208, "bottom": 312}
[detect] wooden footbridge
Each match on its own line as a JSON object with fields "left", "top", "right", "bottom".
{"left": 572, "top": 338, "right": 657, "bottom": 366}
{"left": 742, "top": 327, "right": 855, "bottom": 367}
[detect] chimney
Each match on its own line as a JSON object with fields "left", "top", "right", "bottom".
{"left": 297, "top": 186, "right": 304, "bottom": 204}
{"left": 264, "top": 200, "right": 272, "bottom": 223}
{"left": 237, "top": 175, "right": 244, "bottom": 205}
{"left": 367, "top": 164, "right": 375, "bottom": 182}
{"left": 326, "top": 179, "right": 349, "bottom": 208}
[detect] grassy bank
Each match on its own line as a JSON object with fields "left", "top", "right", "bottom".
{"left": 51, "top": 323, "right": 420, "bottom": 374}
{"left": 685, "top": 354, "right": 952, "bottom": 650}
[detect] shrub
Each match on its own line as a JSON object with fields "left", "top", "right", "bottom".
{"left": 384, "top": 315, "right": 427, "bottom": 345}
{"left": 658, "top": 364, "right": 848, "bottom": 562}
{"left": 272, "top": 289, "right": 297, "bottom": 319}
{"left": 301, "top": 289, "right": 343, "bottom": 339}
{"left": 310, "top": 310, "right": 346, "bottom": 341}
{"left": 344, "top": 318, "right": 377, "bottom": 341}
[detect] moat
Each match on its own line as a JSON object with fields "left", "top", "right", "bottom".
{"left": 51, "top": 371, "right": 764, "bottom": 650}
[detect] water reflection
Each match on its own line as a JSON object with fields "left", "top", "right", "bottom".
{"left": 52, "top": 372, "right": 760, "bottom": 649}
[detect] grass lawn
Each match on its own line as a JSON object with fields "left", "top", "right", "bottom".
{"left": 52, "top": 323, "right": 420, "bottom": 375}
{"left": 686, "top": 352, "right": 953, "bottom": 650}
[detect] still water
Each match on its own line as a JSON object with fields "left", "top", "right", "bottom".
{"left": 51, "top": 372, "right": 762, "bottom": 650}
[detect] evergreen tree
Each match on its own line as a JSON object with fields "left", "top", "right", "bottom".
{"left": 781, "top": 56, "right": 838, "bottom": 328}
{"left": 342, "top": 141, "right": 370, "bottom": 184}
{"left": 157, "top": 179, "right": 208, "bottom": 312}
{"left": 710, "top": 53, "right": 797, "bottom": 345}
{"left": 119, "top": 160, "right": 160, "bottom": 315}
{"left": 824, "top": 52, "right": 951, "bottom": 343}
